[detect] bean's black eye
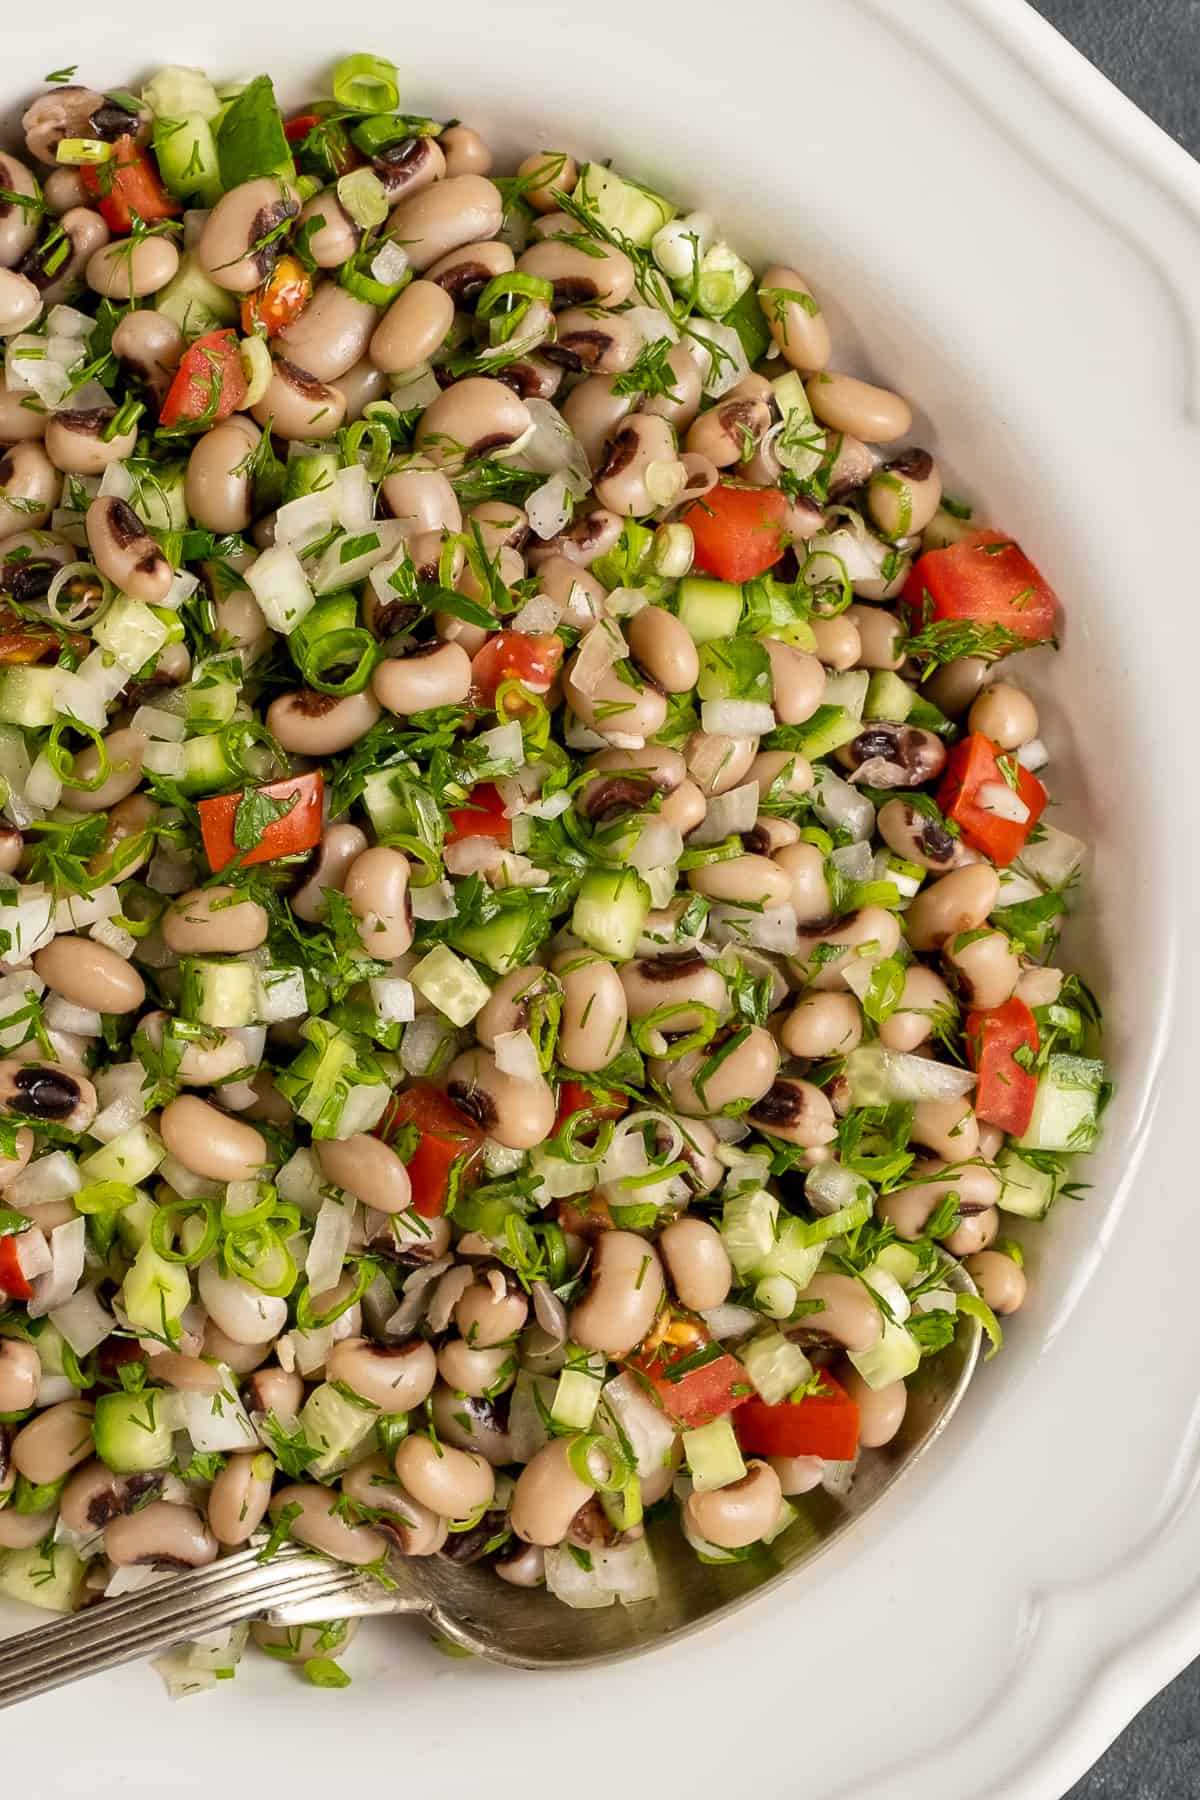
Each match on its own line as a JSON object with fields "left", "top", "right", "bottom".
{"left": 12, "top": 1066, "right": 80, "bottom": 1121}
{"left": 920, "top": 818, "right": 956, "bottom": 861}
{"left": 851, "top": 727, "right": 899, "bottom": 762}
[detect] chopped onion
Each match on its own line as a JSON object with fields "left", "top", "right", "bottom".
{"left": 699, "top": 1302, "right": 760, "bottom": 1340}
{"left": 90, "top": 1091, "right": 146, "bottom": 1143}
{"left": 9, "top": 1151, "right": 81, "bottom": 1207}
{"left": 704, "top": 1114, "right": 750, "bottom": 1143}
{"left": 831, "top": 840, "right": 874, "bottom": 884}
{"left": 802, "top": 524, "right": 887, "bottom": 587}
{"left": 683, "top": 318, "right": 749, "bottom": 397}
{"left": 369, "top": 977, "right": 415, "bottom": 1025}
{"left": 131, "top": 704, "right": 186, "bottom": 742}
{"left": 227, "top": 1025, "right": 267, "bottom": 1068}
{"left": 51, "top": 668, "right": 107, "bottom": 731}
{"left": 14, "top": 1227, "right": 51, "bottom": 1282}
{"left": 180, "top": 1383, "right": 257, "bottom": 1454}
{"left": 1017, "top": 737, "right": 1048, "bottom": 772}
{"left": 107, "top": 1565, "right": 169, "bottom": 1599}
{"left": 43, "top": 994, "right": 102, "bottom": 1037}
{"left": 628, "top": 816, "right": 683, "bottom": 875}
{"left": 424, "top": 1264, "right": 474, "bottom": 1335}
{"left": 28, "top": 1214, "right": 86, "bottom": 1318}
{"left": 147, "top": 847, "right": 197, "bottom": 895}
{"left": 98, "top": 459, "right": 135, "bottom": 502}
{"left": 526, "top": 472, "right": 573, "bottom": 541}
{"left": 45, "top": 305, "right": 91, "bottom": 339}
{"left": 50, "top": 1285, "right": 113, "bottom": 1357}
{"left": 544, "top": 1545, "right": 620, "bottom": 1609}
{"left": 96, "top": 1060, "right": 149, "bottom": 1108}
{"left": 384, "top": 1255, "right": 454, "bottom": 1338}
{"left": 409, "top": 880, "right": 455, "bottom": 920}
{"left": 844, "top": 1045, "right": 976, "bottom": 1106}
{"left": 142, "top": 741, "right": 185, "bottom": 778}
{"left": 570, "top": 613, "right": 627, "bottom": 697}
{"left": 1014, "top": 823, "right": 1086, "bottom": 890}
{"left": 254, "top": 967, "right": 307, "bottom": 1023}
{"left": 275, "top": 1147, "right": 326, "bottom": 1220}
{"left": 530, "top": 1150, "right": 597, "bottom": 1200}
{"left": 54, "top": 884, "right": 120, "bottom": 933}
{"left": 511, "top": 594, "right": 563, "bottom": 634}
{"left": 159, "top": 569, "right": 200, "bottom": 612}
{"left": 158, "top": 1153, "right": 222, "bottom": 1201}
{"left": 390, "top": 364, "right": 440, "bottom": 410}
{"left": 482, "top": 1139, "right": 525, "bottom": 1177}
{"left": 701, "top": 699, "right": 775, "bottom": 737}
{"left": 400, "top": 1014, "right": 457, "bottom": 1077}
{"left": 246, "top": 545, "right": 316, "bottom": 634}
{"left": 532, "top": 1280, "right": 568, "bottom": 1346}
{"left": 976, "top": 781, "right": 1030, "bottom": 824}
{"left": 811, "top": 765, "right": 876, "bottom": 842}
{"left": 707, "top": 902, "right": 799, "bottom": 955}
{"left": 370, "top": 239, "right": 411, "bottom": 287}
{"left": 492, "top": 1029, "right": 542, "bottom": 1084}
{"left": 478, "top": 720, "right": 525, "bottom": 767}
{"left": 593, "top": 1537, "right": 659, "bottom": 1606}
{"left": 500, "top": 398, "right": 590, "bottom": 498}
{"left": 820, "top": 1457, "right": 858, "bottom": 1499}
{"left": 805, "top": 1160, "right": 872, "bottom": 1216}
{"left": 688, "top": 780, "right": 758, "bottom": 847}
{"left": 508, "top": 1371, "right": 557, "bottom": 1462}
{"left": 329, "top": 1083, "right": 389, "bottom": 1139}
{"left": 622, "top": 304, "right": 679, "bottom": 347}
{"left": 305, "top": 1196, "right": 355, "bottom": 1295}
{"left": 24, "top": 755, "right": 62, "bottom": 810}
{"left": 602, "top": 585, "right": 650, "bottom": 619}
{"left": 563, "top": 713, "right": 609, "bottom": 751}
{"left": 273, "top": 489, "right": 337, "bottom": 554}
{"left": 599, "top": 1371, "right": 678, "bottom": 1479}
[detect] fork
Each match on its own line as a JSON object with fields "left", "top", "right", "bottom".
{"left": 0, "top": 1544, "right": 381, "bottom": 1709}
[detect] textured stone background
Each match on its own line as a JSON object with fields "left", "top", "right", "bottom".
{"left": 1028, "top": 3, "right": 1196, "bottom": 1794}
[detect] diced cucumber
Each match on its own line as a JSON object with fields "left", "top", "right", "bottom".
{"left": 179, "top": 732, "right": 239, "bottom": 796}
{"left": 676, "top": 577, "right": 743, "bottom": 645}
{"left": 753, "top": 1217, "right": 823, "bottom": 1291}
{"left": 770, "top": 370, "right": 825, "bottom": 484}
{"left": 784, "top": 704, "right": 861, "bottom": 761}
{"left": 288, "top": 1025, "right": 359, "bottom": 1129}
{"left": 0, "top": 666, "right": 60, "bottom": 729}
{"left": 450, "top": 906, "right": 534, "bottom": 976}
{"left": 575, "top": 163, "right": 675, "bottom": 246}
{"left": 116, "top": 1190, "right": 156, "bottom": 1252}
{"left": 822, "top": 670, "right": 871, "bottom": 719}
{"left": 93, "top": 1389, "right": 175, "bottom": 1474}
{"left": 873, "top": 1243, "right": 921, "bottom": 1287}
{"left": 1015, "top": 1054, "right": 1107, "bottom": 1153}
{"left": 683, "top": 1417, "right": 746, "bottom": 1492}
{"left": 361, "top": 766, "right": 410, "bottom": 837}
{"left": 740, "top": 1330, "right": 813, "bottom": 1405}
{"left": 143, "top": 65, "right": 223, "bottom": 121}
{"left": 0, "top": 1543, "right": 86, "bottom": 1615}
{"left": 184, "top": 655, "right": 242, "bottom": 730}
{"left": 571, "top": 869, "right": 650, "bottom": 962}
{"left": 80, "top": 1122, "right": 165, "bottom": 1187}
{"left": 154, "top": 254, "right": 239, "bottom": 339}
{"left": 32, "top": 1320, "right": 67, "bottom": 1378}
{"left": 995, "top": 1148, "right": 1056, "bottom": 1220}
{"left": 848, "top": 1318, "right": 921, "bottom": 1390}
{"left": 128, "top": 460, "right": 188, "bottom": 532}
{"left": 92, "top": 598, "right": 175, "bottom": 674}
{"left": 695, "top": 243, "right": 754, "bottom": 320}
{"left": 409, "top": 945, "right": 491, "bottom": 1027}
{"left": 905, "top": 694, "right": 953, "bottom": 738}
{"left": 723, "top": 284, "right": 772, "bottom": 366}
{"left": 153, "top": 115, "right": 222, "bottom": 206}
{"left": 721, "top": 1186, "right": 778, "bottom": 1277}
{"left": 864, "top": 671, "right": 915, "bottom": 723}
{"left": 298, "top": 1382, "right": 377, "bottom": 1479}
{"left": 697, "top": 638, "right": 772, "bottom": 705}
{"left": 283, "top": 450, "right": 340, "bottom": 504}
{"left": 180, "top": 958, "right": 259, "bottom": 1028}
{"left": 121, "top": 1241, "right": 192, "bottom": 1333}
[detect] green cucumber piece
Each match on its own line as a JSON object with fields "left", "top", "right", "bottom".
{"left": 1015, "top": 1054, "right": 1107, "bottom": 1153}
{"left": 93, "top": 1389, "right": 175, "bottom": 1474}
{"left": 721, "top": 1186, "right": 778, "bottom": 1277}
{"left": 821, "top": 670, "right": 870, "bottom": 719}
{"left": 0, "top": 667, "right": 60, "bottom": 729}
{"left": 571, "top": 869, "right": 650, "bottom": 962}
{"left": 0, "top": 1542, "right": 86, "bottom": 1614}
{"left": 782, "top": 704, "right": 861, "bottom": 761}
{"left": 143, "top": 66, "right": 223, "bottom": 121}
{"left": 283, "top": 450, "right": 340, "bottom": 504}
{"left": 848, "top": 1318, "right": 921, "bottom": 1390}
{"left": 80, "top": 1122, "right": 165, "bottom": 1187}
{"left": 676, "top": 577, "right": 743, "bottom": 646}
{"left": 116, "top": 1191, "right": 156, "bottom": 1253}
{"left": 683, "top": 1418, "right": 746, "bottom": 1492}
{"left": 864, "top": 671, "right": 915, "bottom": 723}
{"left": 450, "top": 909, "right": 533, "bottom": 976}
{"left": 723, "top": 284, "right": 772, "bottom": 366}
{"left": 153, "top": 114, "right": 222, "bottom": 206}
{"left": 575, "top": 164, "right": 675, "bottom": 246}
{"left": 121, "top": 1241, "right": 192, "bottom": 1333}
{"left": 154, "top": 254, "right": 239, "bottom": 338}
{"left": 178, "top": 732, "right": 238, "bottom": 796}
{"left": 298, "top": 1382, "right": 377, "bottom": 1479}
{"left": 180, "top": 957, "right": 260, "bottom": 1028}
{"left": 994, "top": 1149, "right": 1056, "bottom": 1220}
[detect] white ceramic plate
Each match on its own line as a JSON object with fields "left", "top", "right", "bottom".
{"left": 4, "top": 3, "right": 1199, "bottom": 1794}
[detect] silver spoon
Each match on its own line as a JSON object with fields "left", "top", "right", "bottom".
{"left": 0, "top": 1263, "right": 980, "bottom": 1699}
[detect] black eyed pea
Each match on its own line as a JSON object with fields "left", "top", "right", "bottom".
{"left": 553, "top": 952, "right": 629, "bottom": 1073}
{"left": 793, "top": 1273, "right": 883, "bottom": 1355}
{"left": 414, "top": 376, "right": 532, "bottom": 467}
{"left": 160, "top": 1095, "right": 269, "bottom": 1184}
{"left": 749, "top": 750, "right": 815, "bottom": 808}
{"left": 626, "top": 604, "right": 699, "bottom": 694}
{"left": 619, "top": 954, "right": 729, "bottom": 1033}
{"left": 269, "top": 1482, "right": 388, "bottom": 1564}
{"left": 910, "top": 1097, "right": 980, "bottom": 1162}
{"left": 781, "top": 992, "right": 864, "bottom": 1059}
{"left": 560, "top": 374, "right": 636, "bottom": 472}
{"left": 11, "top": 1399, "right": 94, "bottom": 1485}
{"left": 964, "top": 1249, "right": 1028, "bottom": 1315}
{"left": 0, "top": 390, "right": 48, "bottom": 443}
{"left": 437, "top": 1337, "right": 516, "bottom": 1400}
{"left": 428, "top": 1386, "right": 515, "bottom": 1466}
{"left": 341, "top": 1455, "right": 448, "bottom": 1555}
{"left": 343, "top": 845, "right": 414, "bottom": 960}
{"left": 376, "top": 640, "right": 474, "bottom": 716}
{"left": 185, "top": 416, "right": 261, "bottom": 535}
{"left": 793, "top": 906, "right": 902, "bottom": 990}
{"left": 85, "top": 495, "right": 172, "bottom": 602}
{"left": 564, "top": 657, "right": 668, "bottom": 747}
{"left": 369, "top": 278, "right": 456, "bottom": 375}
{"left": 922, "top": 655, "right": 990, "bottom": 717}
{"left": 845, "top": 603, "right": 906, "bottom": 673}
{"left": 476, "top": 967, "right": 562, "bottom": 1052}
{"left": 944, "top": 1207, "right": 1000, "bottom": 1256}
{"left": 877, "top": 1161, "right": 1001, "bottom": 1238}
{"left": 292, "top": 822, "right": 371, "bottom": 925}
{"left": 876, "top": 797, "right": 969, "bottom": 874}
{"left": 660, "top": 779, "right": 708, "bottom": 835}
{"left": 763, "top": 640, "right": 826, "bottom": 725}
{"left": 688, "top": 853, "right": 794, "bottom": 909}
{"left": 59, "top": 1463, "right": 165, "bottom": 1533}
{"left": 0, "top": 1062, "right": 96, "bottom": 1133}
{"left": 547, "top": 306, "right": 642, "bottom": 375}
{"left": 162, "top": 885, "right": 269, "bottom": 956}
{"left": 446, "top": 1048, "right": 557, "bottom": 1151}
{"left": 0, "top": 1126, "right": 32, "bottom": 1191}
{"left": 685, "top": 731, "right": 760, "bottom": 798}
{"left": 111, "top": 309, "right": 184, "bottom": 401}
{"left": 658, "top": 1217, "right": 732, "bottom": 1312}
{"left": 0, "top": 1339, "right": 40, "bottom": 1414}
{"left": 86, "top": 235, "right": 179, "bottom": 301}
{"left": 33, "top": 935, "right": 145, "bottom": 1015}
{"left": 278, "top": 283, "right": 378, "bottom": 382}
{"left": 967, "top": 682, "right": 1040, "bottom": 750}
{"left": 295, "top": 188, "right": 360, "bottom": 269}
{"left": 394, "top": 1433, "right": 495, "bottom": 1521}
{"left": 594, "top": 414, "right": 682, "bottom": 517}
{"left": 684, "top": 395, "right": 772, "bottom": 470}
{"left": 252, "top": 1618, "right": 362, "bottom": 1661}
{"left": 42, "top": 166, "right": 88, "bottom": 215}
{"left": 455, "top": 1268, "right": 530, "bottom": 1348}
{"left": 386, "top": 174, "right": 504, "bottom": 273}
{"left": 768, "top": 1455, "right": 825, "bottom": 1497}
{"left": 944, "top": 928, "right": 1021, "bottom": 1010}
{"left": 204, "top": 1319, "right": 275, "bottom": 1370}
{"left": 251, "top": 358, "right": 346, "bottom": 441}
{"left": 904, "top": 865, "right": 1000, "bottom": 952}
{"left": 136, "top": 1010, "right": 252, "bottom": 1088}
{"left": 439, "top": 125, "right": 494, "bottom": 177}
{"left": 0, "top": 1506, "right": 60, "bottom": 1551}
{"left": 878, "top": 966, "right": 956, "bottom": 1052}
{"left": 748, "top": 1077, "right": 837, "bottom": 1147}
{"left": 468, "top": 499, "right": 529, "bottom": 554}
{"left": 427, "top": 238, "right": 515, "bottom": 309}
{"left": 809, "top": 612, "right": 862, "bottom": 671}
{"left": 838, "top": 1366, "right": 908, "bottom": 1449}
{"left": 198, "top": 177, "right": 300, "bottom": 293}
{"left": 0, "top": 153, "right": 41, "bottom": 267}
{"left": 0, "top": 830, "right": 20, "bottom": 876}
{"left": 643, "top": 343, "right": 704, "bottom": 432}
{"left": 316, "top": 1135, "right": 412, "bottom": 1215}
{"left": 650, "top": 1025, "right": 780, "bottom": 1118}
{"left": 244, "top": 1364, "right": 305, "bottom": 1419}
{"left": 806, "top": 372, "right": 912, "bottom": 443}
{"left": 517, "top": 236, "right": 635, "bottom": 310}
{"left": 381, "top": 464, "right": 463, "bottom": 537}
{"left": 58, "top": 727, "right": 147, "bottom": 816}
{"left": 976, "top": 1121, "right": 1007, "bottom": 1161}
{"left": 104, "top": 1500, "right": 220, "bottom": 1569}
{"left": 21, "top": 87, "right": 149, "bottom": 166}
{"left": 0, "top": 443, "right": 61, "bottom": 533}
{"left": 326, "top": 1336, "right": 437, "bottom": 1411}
{"left": 836, "top": 722, "right": 947, "bottom": 788}
{"left": 758, "top": 264, "right": 831, "bottom": 371}
{"left": 207, "top": 1451, "right": 275, "bottom": 1547}
{"left": 373, "top": 134, "right": 446, "bottom": 205}
{"left": 44, "top": 406, "right": 138, "bottom": 476}
{"left": 577, "top": 744, "right": 686, "bottom": 821}
{"left": 213, "top": 583, "right": 270, "bottom": 662}
{"left": 31, "top": 207, "right": 112, "bottom": 309}
{"left": 515, "top": 150, "right": 577, "bottom": 211}
{"left": 510, "top": 1436, "right": 596, "bottom": 1547}
{"left": 684, "top": 1459, "right": 783, "bottom": 1551}
{"left": 334, "top": 355, "right": 390, "bottom": 421}
{"left": 496, "top": 1543, "right": 546, "bottom": 1587}
{"left": 268, "top": 689, "right": 382, "bottom": 759}
{"left": 867, "top": 448, "right": 943, "bottom": 540}
{"left": 0, "top": 268, "right": 44, "bottom": 336}
{"left": 569, "top": 1230, "right": 665, "bottom": 1357}
{"left": 528, "top": 505, "right": 624, "bottom": 573}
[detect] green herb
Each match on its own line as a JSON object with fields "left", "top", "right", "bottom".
{"left": 611, "top": 336, "right": 680, "bottom": 401}
{"left": 232, "top": 785, "right": 300, "bottom": 850}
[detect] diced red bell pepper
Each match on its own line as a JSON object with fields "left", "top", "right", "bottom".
{"left": 682, "top": 482, "right": 791, "bottom": 583}
{"left": 936, "top": 732, "right": 1046, "bottom": 867}
{"left": 283, "top": 114, "right": 322, "bottom": 144}
{"left": 554, "top": 1081, "right": 628, "bottom": 1132}
{"left": 470, "top": 632, "right": 562, "bottom": 712}
{"left": 901, "top": 531, "right": 1057, "bottom": 646}
{"left": 0, "top": 1234, "right": 31, "bottom": 1302}
{"left": 241, "top": 254, "right": 312, "bottom": 338}
{"left": 627, "top": 1319, "right": 752, "bottom": 1427}
{"left": 445, "top": 782, "right": 512, "bottom": 847}
{"left": 376, "top": 1082, "right": 485, "bottom": 1217}
{"left": 966, "top": 995, "right": 1040, "bottom": 1136}
{"left": 80, "top": 134, "right": 180, "bottom": 234}
{"left": 735, "top": 1372, "right": 860, "bottom": 1461}
{"left": 158, "top": 329, "right": 248, "bottom": 430}
{"left": 197, "top": 771, "right": 324, "bottom": 873}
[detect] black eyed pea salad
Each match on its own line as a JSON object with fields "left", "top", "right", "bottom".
{"left": 0, "top": 50, "right": 1108, "bottom": 1692}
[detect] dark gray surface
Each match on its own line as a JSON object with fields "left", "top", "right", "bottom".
{"left": 1030, "top": 5, "right": 1199, "bottom": 1790}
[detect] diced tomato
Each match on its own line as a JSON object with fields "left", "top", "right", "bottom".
{"left": 284, "top": 113, "right": 360, "bottom": 176}
{"left": 627, "top": 1314, "right": 752, "bottom": 1427}
{"left": 376, "top": 1082, "right": 485, "bottom": 1217}
{"left": 0, "top": 625, "right": 88, "bottom": 665}
{"left": 197, "top": 771, "right": 324, "bottom": 873}
{"left": 554, "top": 1081, "right": 627, "bottom": 1132}
{"left": 936, "top": 731, "right": 1046, "bottom": 867}
{"left": 0, "top": 1234, "right": 31, "bottom": 1302}
{"left": 682, "top": 482, "right": 790, "bottom": 583}
{"left": 241, "top": 254, "right": 312, "bottom": 338}
{"left": 470, "top": 632, "right": 563, "bottom": 712}
{"left": 80, "top": 134, "right": 180, "bottom": 234}
{"left": 158, "top": 329, "right": 247, "bottom": 430}
{"left": 283, "top": 113, "right": 322, "bottom": 144}
{"left": 966, "top": 995, "right": 1040, "bottom": 1136}
{"left": 735, "top": 1372, "right": 860, "bottom": 1461}
{"left": 446, "top": 782, "right": 512, "bottom": 847}
{"left": 901, "top": 531, "right": 1057, "bottom": 646}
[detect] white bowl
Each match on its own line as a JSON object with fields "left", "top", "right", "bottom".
{"left": 5, "top": 3, "right": 1200, "bottom": 1795}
